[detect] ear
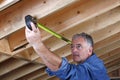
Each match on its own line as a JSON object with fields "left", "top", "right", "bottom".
{"left": 88, "top": 47, "right": 93, "bottom": 56}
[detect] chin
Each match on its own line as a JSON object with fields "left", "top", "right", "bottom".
{"left": 73, "top": 59, "right": 81, "bottom": 63}
{"left": 73, "top": 58, "right": 82, "bottom": 63}
{"left": 72, "top": 56, "right": 81, "bottom": 63}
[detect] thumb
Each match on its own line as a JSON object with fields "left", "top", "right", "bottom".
{"left": 30, "top": 22, "right": 37, "bottom": 31}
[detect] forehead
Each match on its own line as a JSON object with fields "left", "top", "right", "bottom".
{"left": 72, "top": 37, "right": 87, "bottom": 44}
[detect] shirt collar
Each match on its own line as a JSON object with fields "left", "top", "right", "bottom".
{"left": 85, "top": 53, "right": 97, "bottom": 63}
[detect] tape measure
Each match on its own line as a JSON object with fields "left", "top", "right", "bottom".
{"left": 25, "top": 15, "right": 71, "bottom": 44}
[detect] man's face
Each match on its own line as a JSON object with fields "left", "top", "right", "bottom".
{"left": 71, "top": 37, "right": 92, "bottom": 63}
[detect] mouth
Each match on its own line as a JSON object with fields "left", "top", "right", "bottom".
{"left": 72, "top": 54, "right": 79, "bottom": 57}
{"left": 72, "top": 52, "right": 79, "bottom": 56}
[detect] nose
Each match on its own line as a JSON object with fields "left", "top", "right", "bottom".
{"left": 72, "top": 47, "right": 78, "bottom": 52}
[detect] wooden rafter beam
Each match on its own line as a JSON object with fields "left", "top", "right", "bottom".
{"left": 0, "top": 0, "right": 77, "bottom": 39}
{"left": 0, "top": 54, "right": 10, "bottom": 63}
{"left": 108, "top": 60, "right": 120, "bottom": 73}
{"left": 0, "top": 63, "right": 45, "bottom": 80}
{"left": 17, "top": 67, "right": 46, "bottom": 80}
{"left": 0, "top": 0, "right": 20, "bottom": 11}
{"left": 100, "top": 47, "right": 120, "bottom": 60}
{"left": 0, "top": 39, "right": 12, "bottom": 63}
{"left": 0, "top": 58, "right": 28, "bottom": 76}
{"left": 95, "top": 33, "right": 120, "bottom": 57}
{"left": 94, "top": 32, "right": 120, "bottom": 51}
{"left": 44, "top": 5, "right": 120, "bottom": 51}
{"left": 0, "top": 39, "right": 11, "bottom": 54}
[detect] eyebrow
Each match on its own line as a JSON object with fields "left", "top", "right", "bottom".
{"left": 71, "top": 44, "right": 82, "bottom": 46}
{"left": 76, "top": 44, "right": 82, "bottom": 46}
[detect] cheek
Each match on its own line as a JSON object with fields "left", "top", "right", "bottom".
{"left": 78, "top": 50, "right": 88, "bottom": 57}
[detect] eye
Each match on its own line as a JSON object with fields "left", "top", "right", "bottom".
{"left": 76, "top": 44, "right": 82, "bottom": 50}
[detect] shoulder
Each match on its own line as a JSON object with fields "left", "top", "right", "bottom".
{"left": 84, "top": 53, "right": 107, "bottom": 72}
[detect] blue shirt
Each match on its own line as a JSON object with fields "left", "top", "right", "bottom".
{"left": 46, "top": 54, "right": 110, "bottom": 80}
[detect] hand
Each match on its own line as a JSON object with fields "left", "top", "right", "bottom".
{"left": 25, "top": 22, "right": 42, "bottom": 47}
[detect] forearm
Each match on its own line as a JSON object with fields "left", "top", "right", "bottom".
{"left": 25, "top": 23, "right": 62, "bottom": 71}
{"left": 33, "top": 43, "right": 62, "bottom": 71}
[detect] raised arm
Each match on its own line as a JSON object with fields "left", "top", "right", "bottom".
{"left": 25, "top": 22, "right": 62, "bottom": 71}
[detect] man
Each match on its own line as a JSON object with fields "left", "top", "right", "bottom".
{"left": 25, "top": 22, "right": 110, "bottom": 80}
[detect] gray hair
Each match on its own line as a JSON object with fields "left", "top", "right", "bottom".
{"left": 72, "top": 32, "right": 94, "bottom": 47}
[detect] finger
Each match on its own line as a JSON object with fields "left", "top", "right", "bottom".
{"left": 25, "top": 25, "right": 32, "bottom": 36}
{"left": 30, "top": 22, "right": 37, "bottom": 31}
